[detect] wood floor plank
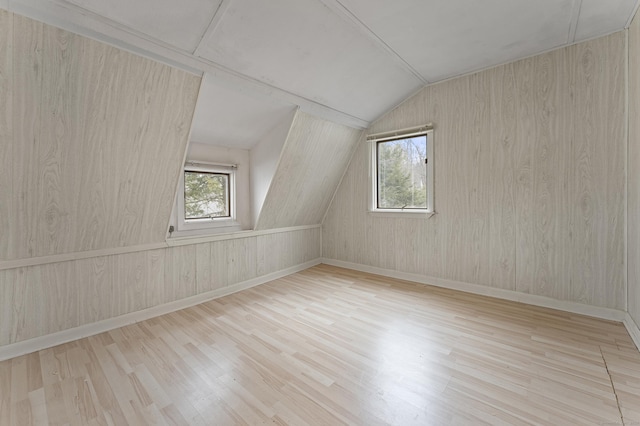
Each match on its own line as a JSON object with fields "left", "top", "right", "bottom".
{"left": 1, "top": 264, "right": 639, "bottom": 425}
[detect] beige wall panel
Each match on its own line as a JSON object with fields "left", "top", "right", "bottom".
{"left": 163, "top": 246, "right": 197, "bottom": 304}
{"left": 76, "top": 256, "right": 114, "bottom": 326}
{"left": 0, "top": 228, "right": 321, "bottom": 347}
{"left": 515, "top": 49, "right": 571, "bottom": 300}
{"left": 227, "top": 237, "right": 258, "bottom": 284}
{"left": 487, "top": 63, "right": 517, "bottom": 290}
{"left": 513, "top": 57, "right": 535, "bottom": 294}
{"left": 39, "top": 262, "right": 80, "bottom": 338}
{"left": 323, "top": 32, "right": 626, "bottom": 310}
{"left": 195, "top": 243, "right": 212, "bottom": 294}
{"left": 257, "top": 233, "right": 290, "bottom": 275}
{"left": 2, "top": 13, "right": 200, "bottom": 260}
{"left": 568, "top": 35, "right": 625, "bottom": 308}
{"left": 255, "top": 227, "right": 321, "bottom": 276}
{"left": 0, "top": 269, "right": 17, "bottom": 346}
{"left": 210, "top": 240, "right": 230, "bottom": 290}
{"left": 2, "top": 262, "right": 79, "bottom": 344}
{"left": 0, "top": 10, "right": 12, "bottom": 260}
{"left": 630, "top": 11, "right": 640, "bottom": 327}
{"left": 11, "top": 15, "right": 43, "bottom": 260}
{"left": 326, "top": 137, "right": 370, "bottom": 266}
{"left": 255, "top": 111, "right": 362, "bottom": 230}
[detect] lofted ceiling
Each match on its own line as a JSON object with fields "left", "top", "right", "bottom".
{"left": 5, "top": 0, "right": 639, "bottom": 148}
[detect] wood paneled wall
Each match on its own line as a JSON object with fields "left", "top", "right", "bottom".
{"left": 255, "top": 111, "right": 362, "bottom": 230}
{"left": 629, "top": 13, "right": 640, "bottom": 328}
{"left": 0, "top": 227, "right": 321, "bottom": 347}
{"left": 250, "top": 109, "right": 296, "bottom": 228}
{"left": 0, "top": 10, "right": 201, "bottom": 261}
{"left": 323, "top": 32, "right": 626, "bottom": 310}
{"left": 0, "top": 11, "right": 326, "bottom": 354}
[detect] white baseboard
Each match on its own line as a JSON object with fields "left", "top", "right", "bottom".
{"left": 321, "top": 258, "right": 627, "bottom": 323}
{"left": 625, "top": 313, "right": 640, "bottom": 351}
{"left": 0, "top": 259, "right": 321, "bottom": 362}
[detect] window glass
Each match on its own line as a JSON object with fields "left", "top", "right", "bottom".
{"left": 184, "top": 171, "right": 230, "bottom": 219}
{"left": 376, "top": 135, "right": 427, "bottom": 209}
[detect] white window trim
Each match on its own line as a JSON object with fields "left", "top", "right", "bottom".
{"left": 175, "top": 161, "right": 240, "bottom": 234}
{"left": 368, "top": 125, "right": 435, "bottom": 216}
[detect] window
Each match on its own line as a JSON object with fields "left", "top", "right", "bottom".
{"left": 184, "top": 171, "right": 230, "bottom": 219}
{"left": 175, "top": 162, "right": 238, "bottom": 232}
{"left": 369, "top": 125, "right": 434, "bottom": 214}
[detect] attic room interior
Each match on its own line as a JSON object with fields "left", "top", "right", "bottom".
{"left": 2, "top": 0, "right": 640, "bottom": 424}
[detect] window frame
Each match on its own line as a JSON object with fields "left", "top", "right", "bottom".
{"left": 368, "top": 126, "right": 434, "bottom": 216}
{"left": 176, "top": 162, "right": 238, "bottom": 232}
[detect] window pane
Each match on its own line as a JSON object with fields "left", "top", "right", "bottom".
{"left": 184, "top": 171, "right": 229, "bottom": 219}
{"left": 377, "top": 135, "right": 427, "bottom": 209}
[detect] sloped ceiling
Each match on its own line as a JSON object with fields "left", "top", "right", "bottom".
{"left": 5, "top": 0, "right": 639, "bottom": 148}
{"left": 255, "top": 111, "right": 362, "bottom": 230}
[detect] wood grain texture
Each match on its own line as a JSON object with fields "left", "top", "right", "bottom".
{"left": 323, "top": 32, "right": 626, "bottom": 310}
{"left": 0, "top": 12, "right": 200, "bottom": 260}
{"left": 488, "top": 62, "right": 516, "bottom": 290}
{"left": 1, "top": 265, "right": 638, "bottom": 425}
{"left": 570, "top": 35, "right": 625, "bottom": 307}
{"left": 629, "top": 12, "right": 640, "bottom": 329}
{"left": 0, "top": 10, "right": 12, "bottom": 261}
{"left": 255, "top": 111, "right": 362, "bottom": 230}
{"left": 0, "top": 227, "right": 321, "bottom": 347}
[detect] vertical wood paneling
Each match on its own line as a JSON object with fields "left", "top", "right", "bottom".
{"left": 488, "top": 63, "right": 516, "bottom": 290}
{"left": 0, "top": 227, "right": 321, "bottom": 348}
{"left": 513, "top": 57, "right": 536, "bottom": 294}
{"left": 39, "top": 262, "right": 79, "bottom": 338}
{"left": 568, "top": 35, "right": 625, "bottom": 308}
{"left": 255, "top": 111, "right": 362, "bottom": 230}
{"left": 466, "top": 72, "right": 492, "bottom": 287}
{"left": 0, "top": 10, "right": 12, "bottom": 260}
{"left": 629, "top": 11, "right": 640, "bottom": 327}
{"left": 164, "top": 246, "right": 196, "bottom": 304}
{"left": 227, "top": 237, "right": 257, "bottom": 284}
{"left": 323, "top": 32, "right": 626, "bottom": 310}
{"left": 440, "top": 77, "right": 470, "bottom": 284}
{"left": 516, "top": 48, "right": 569, "bottom": 300}
{"left": 0, "top": 269, "right": 16, "bottom": 345}
{"left": 256, "top": 228, "right": 321, "bottom": 276}
{"left": 1, "top": 12, "right": 200, "bottom": 260}
{"left": 76, "top": 256, "right": 113, "bottom": 326}
{"left": 12, "top": 15, "right": 43, "bottom": 260}
{"left": 210, "top": 240, "right": 229, "bottom": 290}
{"left": 195, "top": 243, "right": 211, "bottom": 293}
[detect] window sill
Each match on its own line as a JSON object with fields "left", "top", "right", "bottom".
{"left": 368, "top": 210, "right": 435, "bottom": 219}
{"left": 166, "top": 224, "right": 321, "bottom": 247}
{"left": 169, "top": 222, "right": 244, "bottom": 239}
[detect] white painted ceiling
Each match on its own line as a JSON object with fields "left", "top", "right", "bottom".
{"left": 7, "top": 0, "right": 639, "bottom": 148}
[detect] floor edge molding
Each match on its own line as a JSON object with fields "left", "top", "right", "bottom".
{"left": 321, "top": 258, "right": 627, "bottom": 323}
{"left": 0, "top": 259, "right": 321, "bottom": 362}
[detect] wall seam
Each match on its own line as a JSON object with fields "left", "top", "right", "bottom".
{"left": 626, "top": 27, "right": 630, "bottom": 313}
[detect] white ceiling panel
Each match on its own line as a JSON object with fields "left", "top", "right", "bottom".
{"left": 61, "top": 0, "right": 223, "bottom": 51}
{"left": 195, "top": 0, "right": 424, "bottom": 122}
{"left": 190, "top": 73, "right": 297, "bottom": 149}
{"left": 575, "top": 0, "right": 637, "bottom": 41}
{"left": 8, "top": 0, "right": 640, "bottom": 137}
{"left": 337, "top": 0, "right": 575, "bottom": 82}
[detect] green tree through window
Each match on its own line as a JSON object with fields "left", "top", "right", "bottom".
{"left": 184, "top": 171, "right": 229, "bottom": 219}
{"left": 377, "top": 136, "right": 426, "bottom": 209}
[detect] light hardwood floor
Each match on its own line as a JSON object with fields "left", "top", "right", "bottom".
{"left": 1, "top": 264, "right": 639, "bottom": 425}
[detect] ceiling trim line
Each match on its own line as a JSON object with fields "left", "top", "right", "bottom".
{"left": 567, "top": 0, "right": 582, "bottom": 44}
{"left": 625, "top": 0, "right": 640, "bottom": 28}
{"left": 192, "top": 0, "right": 234, "bottom": 57}
{"left": 316, "top": 0, "right": 428, "bottom": 85}
{"left": 6, "top": 0, "right": 370, "bottom": 129}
